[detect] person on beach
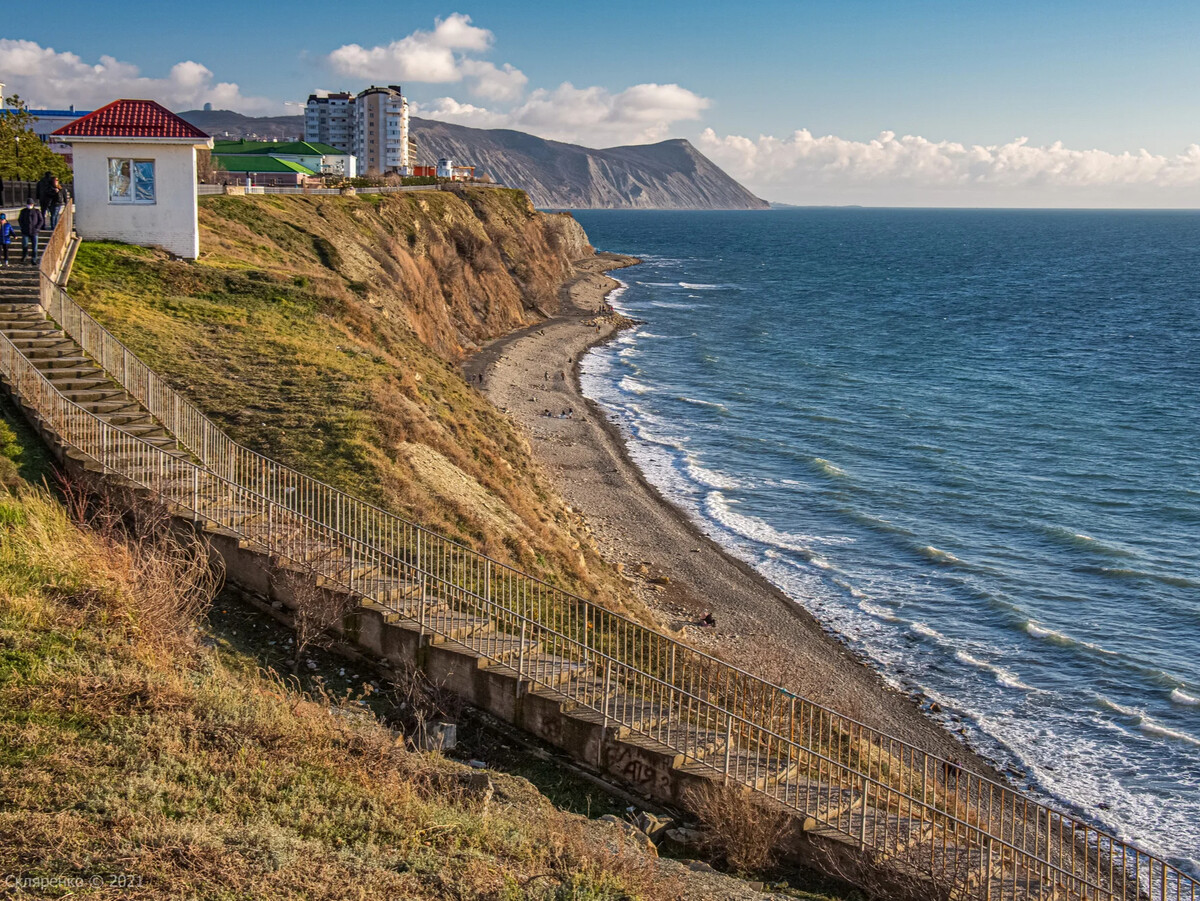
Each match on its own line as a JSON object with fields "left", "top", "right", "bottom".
{"left": 0, "top": 214, "right": 13, "bottom": 267}
{"left": 17, "top": 200, "right": 44, "bottom": 265}
{"left": 700, "top": 612, "right": 717, "bottom": 628}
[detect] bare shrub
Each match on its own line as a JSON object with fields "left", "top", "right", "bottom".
{"left": 268, "top": 545, "right": 359, "bottom": 675}
{"left": 685, "top": 781, "right": 797, "bottom": 872}
{"left": 57, "top": 472, "right": 224, "bottom": 646}
{"left": 379, "top": 661, "right": 464, "bottom": 750}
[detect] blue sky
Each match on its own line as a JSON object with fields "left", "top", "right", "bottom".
{"left": 6, "top": 1, "right": 1200, "bottom": 205}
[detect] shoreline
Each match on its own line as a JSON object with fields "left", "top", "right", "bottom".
{"left": 465, "top": 251, "right": 1003, "bottom": 776}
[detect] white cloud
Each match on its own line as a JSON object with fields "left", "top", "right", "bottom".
{"left": 697, "top": 128, "right": 1200, "bottom": 206}
{"left": 0, "top": 39, "right": 282, "bottom": 114}
{"left": 419, "top": 82, "right": 710, "bottom": 147}
{"left": 327, "top": 13, "right": 527, "bottom": 101}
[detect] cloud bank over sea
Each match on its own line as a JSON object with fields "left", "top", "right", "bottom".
{"left": 698, "top": 128, "right": 1200, "bottom": 207}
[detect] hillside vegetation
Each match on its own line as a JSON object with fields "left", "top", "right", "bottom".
{"left": 0, "top": 440, "right": 660, "bottom": 900}
{"left": 69, "top": 189, "right": 627, "bottom": 608}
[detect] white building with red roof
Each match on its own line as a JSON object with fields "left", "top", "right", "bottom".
{"left": 53, "top": 99, "right": 214, "bottom": 259}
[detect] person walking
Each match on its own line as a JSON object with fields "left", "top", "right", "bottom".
{"left": 35, "top": 171, "right": 56, "bottom": 220}
{"left": 44, "top": 177, "right": 67, "bottom": 230}
{"left": 0, "top": 214, "right": 13, "bottom": 268}
{"left": 17, "top": 199, "right": 44, "bottom": 266}
{"left": 55, "top": 179, "right": 71, "bottom": 228}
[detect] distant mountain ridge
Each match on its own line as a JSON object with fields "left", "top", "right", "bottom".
{"left": 408, "top": 118, "right": 767, "bottom": 210}
{"left": 178, "top": 109, "right": 766, "bottom": 210}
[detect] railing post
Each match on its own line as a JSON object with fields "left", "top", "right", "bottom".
{"left": 723, "top": 715, "right": 733, "bottom": 785}
{"left": 516, "top": 616, "right": 526, "bottom": 696}
{"left": 418, "top": 568, "right": 428, "bottom": 639}
{"left": 859, "top": 774, "right": 869, "bottom": 851}
{"left": 602, "top": 658, "right": 612, "bottom": 732}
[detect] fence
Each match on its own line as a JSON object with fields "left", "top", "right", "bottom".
{"left": 8, "top": 211, "right": 1195, "bottom": 901}
{"left": 1, "top": 179, "right": 37, "bottom": 207}
{"left": 196, "top": 183, "right": 500, "bottom": 197}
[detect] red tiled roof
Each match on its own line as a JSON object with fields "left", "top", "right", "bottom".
{"left": 52, "top": 99, "right": 210, "bottom": 140}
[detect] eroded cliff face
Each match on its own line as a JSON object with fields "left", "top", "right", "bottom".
{"left": 317, "top": 188, "right": 591, "bottom": 359}
{"left": 69, "top": 189, "right": 628, "bottom": 607}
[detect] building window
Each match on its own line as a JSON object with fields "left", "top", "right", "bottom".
{"left": 108, "top": 158, "right": 156, "bottom": 204}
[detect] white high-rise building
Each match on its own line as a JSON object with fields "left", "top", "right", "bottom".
{"left": 304, "top": 92, "right": 356, "bottom": 155}
{"left": 354, "top": 85, "right": 412, "bottom": 176}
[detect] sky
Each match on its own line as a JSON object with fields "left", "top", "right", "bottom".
{"left": 5, "top": 0, "right": 1200, "bottom": 206}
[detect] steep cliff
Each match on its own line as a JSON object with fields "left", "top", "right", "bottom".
{"left": 411, "top": 118, "right": 769, "bottom": 210}
{"left": 68, "top": 189, "right": 624, "bottom": 605}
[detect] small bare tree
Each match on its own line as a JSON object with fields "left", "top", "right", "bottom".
{"left": 269, "top": 544, "right": 360, "bottom": 675}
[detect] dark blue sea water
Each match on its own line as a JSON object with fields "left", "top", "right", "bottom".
{"left": 571, "top": 209, "right": 1200, "bottom": 873}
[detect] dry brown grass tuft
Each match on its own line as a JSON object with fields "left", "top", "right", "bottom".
{"left": 686, "top": 781, "right": 798, "bottom": 873}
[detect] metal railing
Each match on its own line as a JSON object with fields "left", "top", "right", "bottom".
{"left": 6, "top": 210, "right": 1193, "bottom": 901}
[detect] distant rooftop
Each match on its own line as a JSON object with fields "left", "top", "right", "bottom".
{"left": 213, "top": 140, "right": 347, "bottom": 157}
{"left": 213, "top": 155, "right": 316, "bottom": 175}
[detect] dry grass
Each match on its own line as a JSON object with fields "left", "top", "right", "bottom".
{"left": 0, "top": 483, "right": 681, "bottom": 900}
{"left": 685, "top": 782, "right": 798, "bottom": 873}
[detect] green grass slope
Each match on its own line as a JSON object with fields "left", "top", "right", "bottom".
{"left": 68, "top": 190, "right": 622, "bottom": 608}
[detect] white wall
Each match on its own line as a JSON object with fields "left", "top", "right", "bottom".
{"left": 72, "top": 141, "right": 200, "bottom": 259}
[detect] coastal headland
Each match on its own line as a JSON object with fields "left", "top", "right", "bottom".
{"left": 466, "top": 249, "right": 1000, "bottom": 774}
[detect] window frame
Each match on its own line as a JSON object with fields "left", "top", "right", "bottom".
{"left": 107, "top": 157, "right": 157, "bottom": 205}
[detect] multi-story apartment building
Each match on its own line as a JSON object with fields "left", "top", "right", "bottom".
{"left": 304, "top": 86, "right": 419, "bottom": 176}
{"left": 354, "top": 85, "right": 412, "bottom": 176}
{"left": 303, "top": 92, "right": 355, "bottom": 155}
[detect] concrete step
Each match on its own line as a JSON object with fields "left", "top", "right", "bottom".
{"left": 27, "top": 354, "right": 94, "bottom": 369}
{"left": 426, "top": 608, "right": 492, "bottom": 642}
{"left": 85, "top": 400, "right": 143, "bottom": 416}
{"left": 519, "top": 652, "right": 592, "bottom": 688}
{"left": 31, "top": 363, "right": 100, "bottom": 379}
{"left": 15, "top": 342, "right": 84, "bottom": 358}
{"left": 0, "top": 302, "right": 41, "bottom": 313}
{"left": 0, "top": 325, "right": 62, "bottom": 339}
{"left": 57, "top": 387, "right": 127, "bottom": 403}
{"left": 38, "top": 375, "right": 111, "bottom": 391}
{"left": 95, "top": 410, "right": 156, "bottom": 426}
{"left": 349, "top": 575, "right": 423, "bottom": 607}
{"left": 778, "top": 777, "right": 863, "bottom": 827}
{"left": 7, "top": 336, "right": 73, "bottom": 351}
{"left": 470, "top": 627, "right": 541, "bottom": 665}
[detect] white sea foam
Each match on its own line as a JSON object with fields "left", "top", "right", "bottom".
{"left": 955, "top": 651, "right": 1035, "bottom": 691}
{"left": 1096, "top": 696, "right": 1142, "bottom": 718}
{"left": 1170, "top": 688, "right": 1200, "bottom": 706}
{"left": 910, "top": 622, "right": 945, "bottom": 642}
{"left": 917, "top": 545, "right": 964, "bottom": 566}
{"left": 702, "top": 492, "right": 832, "bottom": 560}
{"left": 676, "top": 395, "right": 729, "bottom": 413}
{"left": 1140, "top": 720, "right": 1200, "bottom": 746}
{"left": 649, "top": 301, "right": 698, "bottom": 310}
{"left": 811, "top": 457, "right": 848, "bottom": 479}
{"left": 1024, "top": 621, "right": 1115, "bottom": 656}
{"left": 686, "top": 459, "right": 743, "bottom": 491}
{"left": 619, "top": 376, "right": 652, "bottom": 395}
{"left": 679, "top": 282, "right": 727, "bottom": 289}
{"left": 860, "top": 601, "right": 900, "bottom": 621}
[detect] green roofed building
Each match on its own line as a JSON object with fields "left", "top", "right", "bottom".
{"left": 211, "top": 139, "right": 356, "bottom": 179}
{"left": 213, "top": 155, "right": 318, "bottom": 186}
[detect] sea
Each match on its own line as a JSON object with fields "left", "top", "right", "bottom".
{"left": 570, "top": 208, "right": 1200, "bottom": 875}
